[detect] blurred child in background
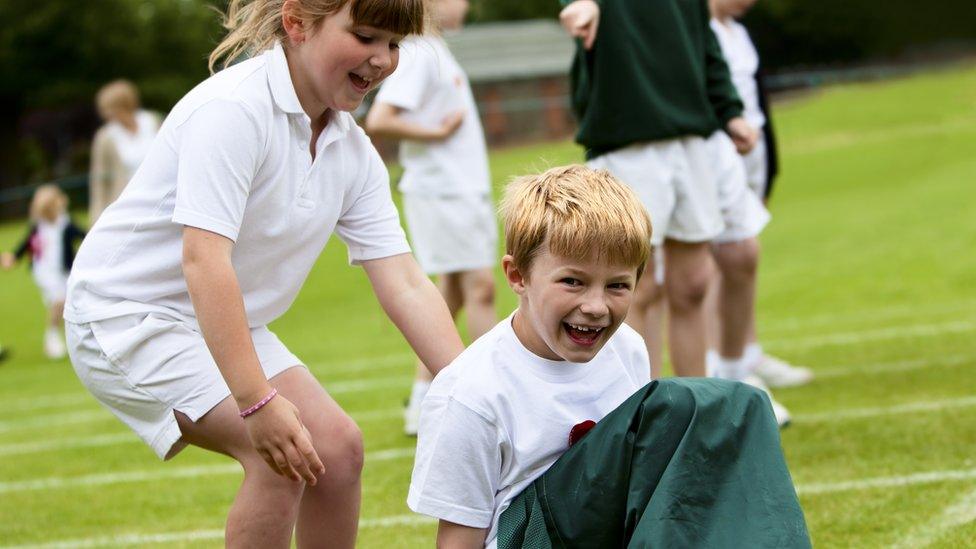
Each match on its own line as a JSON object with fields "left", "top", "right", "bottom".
{"left": 89, "top": 79, "right": 161, "bottom": 224}
{"left": 2, "top": 184, "right": 86, "bottom": 359}
{"left": 366, "top": 0, "right": 496, "bottom": 435}
{"left": 708, "top": 0, "right": 813, "bottom": 389}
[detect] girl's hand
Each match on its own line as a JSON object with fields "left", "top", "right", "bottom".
{"left": 560, "top": 0, "right": 601, "bottom": 50}
{"left": 242, "top": 393, "right": 325, "bottom": 484}
{"left": 1, "top": 252, "right": 14, "bottom": 270}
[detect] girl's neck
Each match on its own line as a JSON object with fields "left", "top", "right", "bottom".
{"left": 283, "top": 46, "right": 328, "bottom": 122}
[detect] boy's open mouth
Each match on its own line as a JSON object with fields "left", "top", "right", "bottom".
{"left": 563, "top": 322, "right": 604, "bottom": 346}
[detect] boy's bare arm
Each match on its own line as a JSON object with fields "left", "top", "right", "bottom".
{"left": 437, "top": 520, "right": 488, "bottom": 548}
{"left": 364, "top": 102, "right": 464, "bottom": 142}
{"left": 362, "top": 253, "right": 465, "bottom": 375}
{"left": 559, "top": 0, "right": 600, "bottom": 50}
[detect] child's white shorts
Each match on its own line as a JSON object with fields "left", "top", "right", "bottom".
{"left": 742, "top": 136, "right": 769, "bottom": 198}
{"left": 65, "top": 310, "right": 303, "bottom": 460}
{"left": 708, "top": 132, "right": 771, "bottom": 244}
{"left": 402, "top": 192, "right": 498, "bottom": 276}
{"left": 33, "top": 269, "right": 67, "bottom": 305}
{"left": 588, "top": 136, "right": 723, "bottom": 247}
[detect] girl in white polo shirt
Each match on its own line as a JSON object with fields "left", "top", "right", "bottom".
{"left": 63, "top": 0, "right": 462, "bottom": 546}
{"left": 365, "top": 0, "right": 496, "bottom": 435}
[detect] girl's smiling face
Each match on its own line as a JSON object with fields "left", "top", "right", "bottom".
{"left": 285, "top": 3, "right": 404, "bottom": 116}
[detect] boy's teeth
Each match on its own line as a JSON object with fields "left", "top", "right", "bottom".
{"left": 568, "top": 323, "right": 600, "bottom": 332}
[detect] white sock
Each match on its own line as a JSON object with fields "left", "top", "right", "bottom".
{"left": 715, "top": 355, "right": 749, "bottom": 381}
{"left": 408, "top": 380, "right": 431, "bottom": 408}
{"left": 706, "top": 349, "right": 720, "bottom": 377}
{"left": 744, "top": 343, "right": 764, "bottom": 373}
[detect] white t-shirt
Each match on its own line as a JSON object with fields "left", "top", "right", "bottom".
{"left": 374, "top": 35, "right": 491, "bottom": 196}
{"left": 105, "top": 109, "right": 160, "bottom": 181}
{"left": 710, "top": 19, "right": 766, "bottom": 130}
{"left": 65, "top": 43, "right": 410, "bottom": 327}
{"left": 408, "top": 314, "right": 651, "bottom": 547}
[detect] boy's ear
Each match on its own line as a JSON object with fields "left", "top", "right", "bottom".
{"left": 502, "top": 254, "right": 527, "bottom": 295}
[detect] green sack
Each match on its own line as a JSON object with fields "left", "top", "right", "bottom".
{"left": 498, "top": 378, "right": 810, "bottom": 549}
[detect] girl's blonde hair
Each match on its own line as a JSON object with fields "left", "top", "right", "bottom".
{"left": 501, "top": 165, "right": 653, "bottom": 278}
{"left": 29, "top": 185, "right": 68, "bottom": 223}
{"left": 209, "top": 0, "right": 426, "bottom": 73}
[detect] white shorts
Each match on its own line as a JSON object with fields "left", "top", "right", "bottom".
{"left": 708, "top": 132, "right": 771, "bottom": 243}
{"left": 402, "top": 193, "right": 498, "bottom": 275}
{"left": 588, "top": 136, "right": 723, "bottom": 246}
{"left": 742, "top": 136, "right": 769, "bottom": 198}
{"left": 33, "top": 268, "right": 67, "bottom": 305}
{"left": 66, "top": 310, "right": 303, "bottom": 460}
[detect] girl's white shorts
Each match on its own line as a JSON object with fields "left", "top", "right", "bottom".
{"left": 707, "top": 131, "right": 771, "bottom": 244}
{"left": 33, "top": 269, "right": 67, "bottom": 305}
{"left": 66, "top": 310, "right": 303, "bottom": 460}
{"left": 402, "top": 192, "right": 498, "bottom": 276}
{"left": 588, "top": 136, "right": 724, "bottom": 246}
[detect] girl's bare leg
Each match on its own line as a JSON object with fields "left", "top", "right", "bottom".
{"left": 459, "top": 268, "right": 496, "bottom": 339}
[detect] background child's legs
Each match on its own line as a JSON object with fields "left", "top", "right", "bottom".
{"left": 663, "top": 240, "right": 714, "bottom": 377}
{"left": 175, "top": 366, "right": 363, "bottom": 549}
{"left": 458, "top": 267, "right": 496, "bottom": 339}
{"left": 627, "top": 253, "right": 666, "bottom": 379}
{"left": 712, "top": 237, "right": 760, "bottom": 367}
{"left": 44, "top": 300, "right": 66, "bottom": 358}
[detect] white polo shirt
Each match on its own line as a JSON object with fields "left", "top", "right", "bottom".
{"left": 710, "top": 19, "right": 766, "bottom": 130}
{"left": 374, "top": 35, "right": 491, "bottom": 196}
{"left": 66, "top": 43, "right": 410, "bottom": 328}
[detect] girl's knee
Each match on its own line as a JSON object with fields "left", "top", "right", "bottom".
{"left": 310, "top": 413, "right": 364, "bottom": 484}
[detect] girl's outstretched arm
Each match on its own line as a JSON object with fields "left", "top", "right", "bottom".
{"left": 183, "top": 226, "right": 324, "bottom": 483}
{"left": 362, "top": 253, "right": 465, "bottom": 375}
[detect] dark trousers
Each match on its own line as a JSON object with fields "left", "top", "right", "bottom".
{"left": 498, "top": 378, "right": 811, "bottom": 548}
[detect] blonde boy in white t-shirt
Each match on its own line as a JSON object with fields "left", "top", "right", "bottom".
{"left": 366, "top": 0, "right": 496, "bottom": 435}
{"left": 409, "top": 165, "right": 809, "bottom": 548}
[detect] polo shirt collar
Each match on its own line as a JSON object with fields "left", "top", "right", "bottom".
{"left": 266, "top": 42, "right": 352, "bottom": 136}
{"left": 267, "top": 42, "right": 306, "bottom": 116}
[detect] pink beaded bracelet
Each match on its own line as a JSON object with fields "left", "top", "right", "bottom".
{"left": 240, "top": 388, "right": 278, "bottom": 419}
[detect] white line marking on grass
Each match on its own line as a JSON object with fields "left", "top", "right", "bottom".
{"left": 0, "top": 410, "right": 113, "bottom": 434}
{"left": 326, "top": 377, "right": 411, "bottom": 394}
{"left": 317, "top": 352, "right": 413, "bottom": 375}
{"left": 0, "top": 446, "right": 415, "bottom": 494}
{"left": 0, "top": 409, "right": 401, "bottom": 456}
{"left": 760, "top": 300, "right": 976, "bottom": 336}
{"left": 3, "top": 393, "right": 92, "bottom": 415}
{"left": 1, "top": 514, "right": 433, "bottom": 548}
{"left": 891, "top": 485, "right": 976, "bottom": 549}
{"left": 796, "top": 468, "right": 976, "bottom": 496}
{"left": 814, "top": 353, "right": 972, "bottom": 380}
{"left": 0, "top": 433, "right": 136, "bottom": 457}
{"left": 766, "top": 320, "right": 976, "bottom": 351}
{"left": 793, "top": 396, "right": 976, "bottom": 423}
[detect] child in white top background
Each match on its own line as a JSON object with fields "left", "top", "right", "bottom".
{"left": 2, "top": 184, "right": 85, "bottom": 359}
{"left": 365, "top": 0, "right": 497, "bottom": 436}
{"left": 63, "top": 0, "right": 462, "bottom": 546}
{"left": 708, "top": 0, "right": 814, "bottom": 392}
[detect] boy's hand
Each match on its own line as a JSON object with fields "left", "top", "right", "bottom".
{"left": 243, "top": 392, "right": 325, "bottom": 485}
{"left": 0, "top": 252, "right": 14, "bottom": 270}
{"left": 726, "top": 117, "right": 759, "bottom": 154}
{"left": 560, "top": 0, "right": 601, "bottom": 50}
{"left": 436, "top": 110, "right": 465, "bottom": 140}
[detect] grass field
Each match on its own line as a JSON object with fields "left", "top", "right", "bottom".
{"left": 1, "top": 65, "right": 975, "bottom": 548}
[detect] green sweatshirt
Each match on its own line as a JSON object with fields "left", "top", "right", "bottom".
{"left": 564, "top": 0, "right": 743, "bottom": 158}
